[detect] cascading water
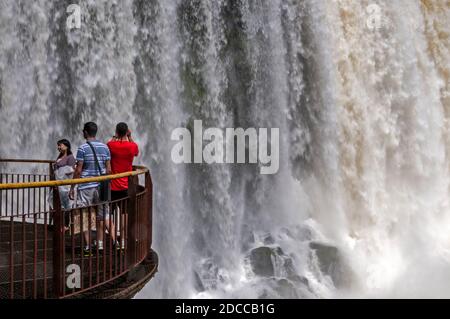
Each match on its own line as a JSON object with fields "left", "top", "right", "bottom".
{"left": 0, "top": 0, "right": 449, "bottom": 298}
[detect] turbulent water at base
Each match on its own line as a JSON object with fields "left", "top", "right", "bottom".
{"left": 0, "top": 0, "right": 449, "bottom": 298}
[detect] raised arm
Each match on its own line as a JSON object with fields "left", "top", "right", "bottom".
{"left": 105, "top": 160, "right": 111, "bottom": 175}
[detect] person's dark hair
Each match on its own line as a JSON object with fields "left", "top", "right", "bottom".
{"left": 116, "top": 122, "right": 128, "bottom": 138}
{"left": 57, "top": 139, "right": 72, "bottom": 159}
{"left": 83, "top": 122, "right": 98, "bottom": 138}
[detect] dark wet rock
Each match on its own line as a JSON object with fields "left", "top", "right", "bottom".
{"left": 249, "top": 247, "right": 275, "bottom": 277}
{"left": 248, "top": 246, "right": 298, "bottom": 280}
{"left": 193, "top": 271, "right": 205, "bottom": 292}
{"left": 310, "top": 242, "right": 338, "bottom": 271}
{"left": 309, "top": 241, "right": 350, "bottom": 287}
{"left": 283, "top": 258, "right": 297, "bottom": 278}
{"left": 196, "top": 258, "right": 220, "bottom": 290}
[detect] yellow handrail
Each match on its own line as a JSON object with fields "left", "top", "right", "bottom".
{"left": 0, "top": 162, "right": 149, "bottom": 190}
{"left": 0, "top": 159, "right": 55, "bottom": 164}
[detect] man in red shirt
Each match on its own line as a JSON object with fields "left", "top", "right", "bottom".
{"left": 107, "top": 122, "right": 139, "bottom": 249}
{"left": 108, "top": 123, "right": 139, "bottom": 195}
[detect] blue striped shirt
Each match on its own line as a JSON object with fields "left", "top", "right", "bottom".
{"left": 76, "top": 140, "right": 111, "bottom": 190}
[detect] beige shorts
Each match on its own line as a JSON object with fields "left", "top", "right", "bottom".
{"left": 76, "top": 188, "right": 109, "bottom": 220}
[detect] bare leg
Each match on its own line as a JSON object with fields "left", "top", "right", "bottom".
{"left": 83, "top": 231, "right": 89, "bottom": 247}
{"left": 97, "top": 220, "right": 104, "bottom": 243}
{"left": 97, "top": 219, "right": 116, "bottom": 243}
{"left": 107, "top": 218, "right": 116, "bottom": 242}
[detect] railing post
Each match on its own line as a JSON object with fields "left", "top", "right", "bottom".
{"left": 145, "top": 172, "right": 153, "bottom": 254}
{"left": 52, "top": 187, "right": 63, "bottom": 298}
{"left": 48, "top": 163, "right": 55, "bottom": 180}
{"left": 49, "top": 163, "right": 55, "bottom": 225}
{"left": 127, "top": 175, "right": 137, "bottom": 267}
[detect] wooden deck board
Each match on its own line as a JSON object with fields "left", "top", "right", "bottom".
{"left": 0, "top": 220, "right": 158, "bottom": 299}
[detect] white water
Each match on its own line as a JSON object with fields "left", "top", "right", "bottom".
{"left": 0, "top": 0, "right": 449, "bottom": 298}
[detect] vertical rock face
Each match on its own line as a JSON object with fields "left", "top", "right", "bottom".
{"left": 246, "top": 238, "right": 351, "bottom": 297}
{"left": 309, "top": 242, "right": 346, "bottom": 288}
{"left": 247, "top": 245, "right": 311, "bottom": 298}
{"left": 1, "top": 0, "right": 450, "bottom": 298}
{"left": 249, "top": 246, "right": 277, "bottom": 277}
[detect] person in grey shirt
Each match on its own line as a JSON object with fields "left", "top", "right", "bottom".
{"left": 48, "top": 139, "right": 76, "bottom": 231}
{"left": 54, "top": 139, "right": 76, "bottom": 207}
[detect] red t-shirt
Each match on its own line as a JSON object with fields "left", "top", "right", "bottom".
{"left": 107, "top": 140, "right": 139, "bottom": 191}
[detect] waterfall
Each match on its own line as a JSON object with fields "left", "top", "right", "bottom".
{"left": 0, "top": 0, "right": 449, "bottom": 298}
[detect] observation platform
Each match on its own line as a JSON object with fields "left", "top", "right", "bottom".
{"left": 0, "top": 159, "right": 158, "bottom": 299}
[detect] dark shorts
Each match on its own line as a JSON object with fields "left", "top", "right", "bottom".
{"left": 111, "top": 190, "right": 128, "bottom": 201}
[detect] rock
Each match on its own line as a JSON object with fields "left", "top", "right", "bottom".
{"left": 309, "top": 242, "right": 338, "bottom": 271}
{"left": 283, "top": 258, "right": 297, "bottom": 278}
{"left": 249, "top": 247, "right": 275, "bottom": 277}
{"left": 193, "top": 271, "right": 205, "bottom": 292}
{"left": 248, "top": 246, "right": 298, "bottom": 279}
{"left": 309, "top": 241, "right": 348, "bottom": 287}
{"left": 195, "top": 258, "right": 219, "bottom": 290}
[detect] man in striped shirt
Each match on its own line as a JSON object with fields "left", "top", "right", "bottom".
{"left": 69, "top": 122, "right": 114, "bottom": 255}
